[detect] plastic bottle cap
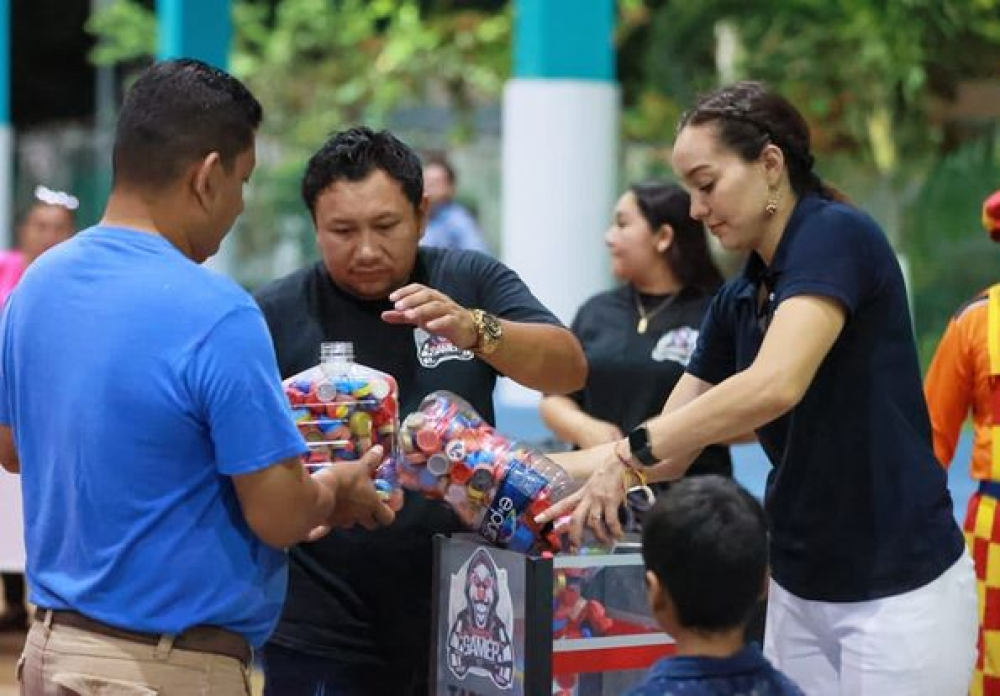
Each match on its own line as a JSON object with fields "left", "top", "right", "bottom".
{"left": 468, "top": 468, "right": 493, "bottom": 492}
{"left": 349, "top": 411, "right": 373, "bottom": 437}
{"left": 403, "top": 412, "right": 426, "bottom": 430}
{"left": 415, "top": 429, "right": 441, "bottom": 454}
{"left": 315, "top": 381, "right": 338, "bottom": 403}
{"left": 427, "top": 453, "right": 452, "bottom": 476}
{"left": 368, "top": 378, "right": 391, "bottom": 400}
{"left": 460, "top": 431, "right": 481, "bottom": 452}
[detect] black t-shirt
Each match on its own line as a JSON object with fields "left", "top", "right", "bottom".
{"left": 689, "top": 195, "right": 964, "bottom": 602}
{"left": 569, "top": 284, "right": 732, "bottom": 483}
{"left": 253, "top": 248, "right": 562, "bottom": 679}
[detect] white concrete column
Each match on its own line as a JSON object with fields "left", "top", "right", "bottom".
{"left": 498, "top": 1, "right": 618, "bottom": 409}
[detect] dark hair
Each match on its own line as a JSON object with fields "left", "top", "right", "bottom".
{"left": 423, "top": 152, "right": 457, "bottom": 185}
{"left": 302, "top": 127, "right": 424, "bottom": 218}
{"left": 642, "top": 475, "right": 768, "bottom": 632}
{"left": 112, "top": 59, "right": 262, "bottom": 189}
{"left": 21, "top": 201, "right": 76, "bottom": 226}
{"left": 678, "top": 81, "right": 844, "bottom": 202}
{"left": 630, "top": 182, "right": 724, "bottom": 294}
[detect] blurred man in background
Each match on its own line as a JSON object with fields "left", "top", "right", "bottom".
{"left": 420, "top": 152, "right": 489, "bottom": 253}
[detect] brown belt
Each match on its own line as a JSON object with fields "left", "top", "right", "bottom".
{"left": 38, "top": 609, "right": 252, "bottom": 666}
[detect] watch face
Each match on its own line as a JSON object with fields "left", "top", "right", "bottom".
{"left": 474, "top": 310, "right": 502, "bottom": 354}
{"left": 483, "top": 313, "right": 502, "bottom": 340}
{"left": 628, "top": 426, "right": 648, "bottom": 452}
{"left": 628, "top": 426, "right": 656, "bottom": 466}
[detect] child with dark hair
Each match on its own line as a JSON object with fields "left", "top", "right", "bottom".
{"left": 626, "top": 476, "right": 802, "bottom": 696}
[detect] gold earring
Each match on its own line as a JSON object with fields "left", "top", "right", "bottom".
{"left": 764, "top": 184, "right": 779, "bottom": 216}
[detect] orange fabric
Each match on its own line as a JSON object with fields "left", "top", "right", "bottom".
{"left": 924, "top": 285, "right": 998, "bottom": 480}
{"left": 991, "top": 285, "right": 1000, "bottom": 375}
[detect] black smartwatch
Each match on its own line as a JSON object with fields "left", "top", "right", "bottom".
{"left": 627, "top": 425, "right": 658, "bottom": 467}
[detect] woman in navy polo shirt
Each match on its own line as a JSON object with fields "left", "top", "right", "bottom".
{"left": 544, "top": 81, "right": 977, "bottom": 695}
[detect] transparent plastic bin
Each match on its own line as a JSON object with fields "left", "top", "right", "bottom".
{"left": 432, "top": 535, "right": 674, "bottom": 695}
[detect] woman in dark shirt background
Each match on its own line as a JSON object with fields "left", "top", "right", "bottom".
{"left": 540, "top": 182, "right": 731, "bottom": 485}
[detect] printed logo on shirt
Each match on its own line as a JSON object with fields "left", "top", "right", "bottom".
{"left": 446, "top": 548, "right": 515, "bottom": 689}
{"left": 415, "top": 327, "right": 475, "bottom": 368}
{"left": 651, "top": 327, "right": 699, "bottom": 365}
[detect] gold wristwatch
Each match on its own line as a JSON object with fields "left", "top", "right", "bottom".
{"left": 470, "top": 309, "right": 503, "bottom": 355}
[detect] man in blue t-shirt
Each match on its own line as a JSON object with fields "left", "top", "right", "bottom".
{"left": 420, "top": 153, "right": 489, "bottom": 253}
{"left": 626, "top": 476, "right": 802, "bottom": 696}
{"left": 0, "top": 59, "right": 394, "bottom": 696}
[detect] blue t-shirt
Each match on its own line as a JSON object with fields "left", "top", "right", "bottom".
{"left": 0, "top": 226, "right": 307, "bottom": 647}
{"left": 687, "top": 195, "right": 964, "bottom": 601}
{"left": 625, "top": 644, "right": 804, "bottom": 696}
{"left": 420, "top": 201, "right": 489, "bottom": 252}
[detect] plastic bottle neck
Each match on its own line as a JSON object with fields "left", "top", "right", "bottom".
{"left": 320, "top": 341, "right": 354, "bottom": 376}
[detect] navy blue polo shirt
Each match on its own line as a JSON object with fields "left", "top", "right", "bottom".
{"left": 688, "top": 195, "right": 964, "bottom": 602}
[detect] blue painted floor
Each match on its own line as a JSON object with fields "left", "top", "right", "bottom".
{"left": 496, "top": 403, "right": 976, "bottom": 523}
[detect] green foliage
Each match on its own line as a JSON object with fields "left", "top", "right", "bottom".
{"left": 729, "top": 0, "right": 998, "bottom": 174}
{"left": 620, "top": 0, "right": 1000, "bottom": 169}
{"left": 88, "top": 0, "right": 510, "bottom": 149}
{"left": 904, "top": 136, "right": 1000, "bottom": 365}
{"left": 86, "top": 0, "right": 999, "bottom": 311}
{"left": 86, "top": 0, "right": 511, "bottom": 286}
{"left": 229, "top": 0, "right": 510, "bottom": 267}
{"left": 85, "top": 0, "right": 156, "bottom": 65}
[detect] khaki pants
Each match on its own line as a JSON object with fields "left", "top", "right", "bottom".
{"left": 16, "top": 614, "right": 252, "bottom": 695}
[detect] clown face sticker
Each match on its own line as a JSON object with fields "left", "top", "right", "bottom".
{"left": 446, "top": 548, "right": 515, "bottom": 689}
{"left": 414, "top": 327, "right": 474, "bottom": 368}
{"left": 651, "top": 326, "right": 699, "bottom": 365}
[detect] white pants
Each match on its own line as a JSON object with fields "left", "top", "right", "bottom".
{"left": 764, "top": 552, "right": 977, "bottom": 696}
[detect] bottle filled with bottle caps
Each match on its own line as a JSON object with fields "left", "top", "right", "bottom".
{"left": 396, "top": 390, "right": 580, "bottom": 554}
{"left": 283, "top": 341, "right": 402, "bottom": 510}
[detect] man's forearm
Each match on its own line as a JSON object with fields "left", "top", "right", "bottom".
{"left": 480, "top": 323, "right": 586, "bottom": 394}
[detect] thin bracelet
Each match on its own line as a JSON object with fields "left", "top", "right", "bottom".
{"left": 614, "top": 442, "right": 648, "bottom": 490}
{"left": 622, "top": 466, "right": 648, "bottom": 490}
{"left": 613, "top": 440, "right": 632, "bottom": 469}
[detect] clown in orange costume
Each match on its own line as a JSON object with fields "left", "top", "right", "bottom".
{"left": 925, "top": 189, "right": 1000, "bottom": 696}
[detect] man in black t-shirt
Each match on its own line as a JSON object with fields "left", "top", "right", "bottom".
{"left": 254, "top": 127, "right": 586, "bottom": 695}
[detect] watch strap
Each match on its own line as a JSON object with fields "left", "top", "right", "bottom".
{"left": 470, "top": 308, "right": 501, "bottom": 355}
{"left": 627, "top": 425, "right": 657, "bottom": 467}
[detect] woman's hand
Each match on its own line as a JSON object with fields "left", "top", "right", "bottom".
{"left": 536, "top": 441, "right": 630, "bottom": 550}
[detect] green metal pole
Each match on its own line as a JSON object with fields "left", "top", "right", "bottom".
{"left": 157, "top": 0, "right": 232, "bottom": 70}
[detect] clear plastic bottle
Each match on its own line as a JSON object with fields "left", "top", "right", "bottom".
{"left": 283, "top": 341, "right": 401, "bottom": 508}
{"left": 396, "top": 390, "right": 581, "bottom": 554}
